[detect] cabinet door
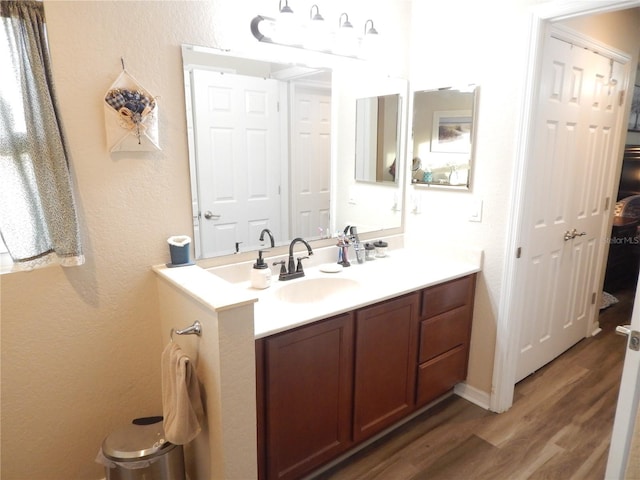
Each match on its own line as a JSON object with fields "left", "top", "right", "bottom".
{"left": 262, "top": 313, "right": 354, "bottom": 480}
{"left": 353, "top": 292, "right": 420, "bottom": 443}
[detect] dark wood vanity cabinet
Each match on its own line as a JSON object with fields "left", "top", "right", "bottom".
{"left": 353, "top": 292, "right": 420, "bottom": 443}
{"left": 256, "top": 274, "right": 476, "bottom": 480}
{"left": 257, "top": 313, "right": 354, "bottom": 480}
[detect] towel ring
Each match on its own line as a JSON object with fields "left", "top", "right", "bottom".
{"left": 170, "top": 321, "right": 202, "bottom": 341}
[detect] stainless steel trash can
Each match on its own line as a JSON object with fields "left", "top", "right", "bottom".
{"left": 101, "top": 417, "right": 185, "bottom": 480}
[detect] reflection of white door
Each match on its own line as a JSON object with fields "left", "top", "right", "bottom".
{"left": 290, "top": 84, "right": 331, "bottom": 239}
{"left": 192, "top": 70, "right": 282, "bottom": 257}
{"left": 515, "top": 33, "right": 624, "bottom": 382}
{"left": 355, "top": 98, "right": 377, "bottom": 181}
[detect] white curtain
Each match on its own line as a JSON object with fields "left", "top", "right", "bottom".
{"left": 0, "top": 1, "right": 84, "bottom": 270}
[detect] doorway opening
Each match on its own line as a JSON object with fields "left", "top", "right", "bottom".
{"left": 493, "top": 0, "right": 640, "bottom": 412}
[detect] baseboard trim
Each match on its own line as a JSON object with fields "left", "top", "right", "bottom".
{"left": 454, "top": 382, "right": 491, "bottom": 410}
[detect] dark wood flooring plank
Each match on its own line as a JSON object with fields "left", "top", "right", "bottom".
{"left": 407, "top": 434, "right": 498, "bottom": 480}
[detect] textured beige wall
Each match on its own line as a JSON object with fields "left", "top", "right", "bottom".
{"left": 407, "top": 0, "right": 536, "bottom": 398}
{"left": 1, "top": 2, "right": 215, "bottom": 478}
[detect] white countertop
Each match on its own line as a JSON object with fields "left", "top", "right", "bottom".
{"left": 154, "top": 241, "right": 482, "bottom": 339}
{"left": 152, "top": 262, "right": 258, "bottom": 312}
{"left": 248, "top": 249, "right": 481, "bottom": 338}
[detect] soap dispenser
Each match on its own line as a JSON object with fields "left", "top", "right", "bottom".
{"left": 251, "top": 250, "right": 272, "bottom": 289}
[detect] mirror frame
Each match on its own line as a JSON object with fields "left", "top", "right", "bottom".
{"left": 409, "top": 85, "right": 479, "bottom": 191}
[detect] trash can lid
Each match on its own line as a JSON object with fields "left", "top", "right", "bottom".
{"left": 102, "top": 419, "right": 173, "bottom": 461}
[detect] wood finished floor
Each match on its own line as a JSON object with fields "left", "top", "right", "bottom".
{"left": 313, "top": 287, "right": 636, "bottom": 480}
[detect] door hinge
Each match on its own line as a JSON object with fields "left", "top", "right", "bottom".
{"left": 619, "top": 90, "right": 625, "bottom": 107}
{"left": 516, "top": 247, "right": 522, "bottom": 259}
{"left": 277, "top": 101, "right": 280, "bottom": 113}
{"left": 605, "top": 197, "right": 610, "bottom": 211}
{"left": 591, "top": 292, "right": 597, "bottom": 305}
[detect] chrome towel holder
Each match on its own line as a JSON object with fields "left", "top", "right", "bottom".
{"left": 170, "top": 320, "right": 202, "bottom": 341}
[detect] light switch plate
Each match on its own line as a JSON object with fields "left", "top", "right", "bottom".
{"left": 469, "top": 199, "right": 483, "bottom": 222}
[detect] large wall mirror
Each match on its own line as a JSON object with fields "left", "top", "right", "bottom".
{"left": 182, "top": 44, "right": 406, "bottom": 260}
{"left": 411, "top": 86, "right": 478, "bottom": 189}
{"left": 355, "top": 94, "right": 401, "bottom": 184}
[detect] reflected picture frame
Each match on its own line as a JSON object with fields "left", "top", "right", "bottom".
{"left": 431, "top": 110, "right": 472, "bottom": 153}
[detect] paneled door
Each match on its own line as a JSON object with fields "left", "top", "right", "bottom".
{"left": 192, "top": 70, "right": 282, "bottom": 257}
{"left": 289, "top": 84, "right": 331, "bottom": 239}
{"left": 515, "top": 31, "right": 625, "bottom": 382}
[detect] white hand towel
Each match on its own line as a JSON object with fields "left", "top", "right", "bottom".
{"left": 161, "top": 342, "right": 204, "bottom": 445}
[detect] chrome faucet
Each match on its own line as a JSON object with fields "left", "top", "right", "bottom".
{"left": 259, "top": 228, "right": 275, "bottom": 248}
{"left": 278, "top": 237, "right": 313, "bottom": 281}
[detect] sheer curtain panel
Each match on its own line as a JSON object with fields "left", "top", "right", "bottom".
{"left": 0, "top": 1, "right": 84, "bottom": 271}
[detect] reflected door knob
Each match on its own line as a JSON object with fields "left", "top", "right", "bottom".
{"left": 203, "top": 211, "right": 221, "bottom": 220}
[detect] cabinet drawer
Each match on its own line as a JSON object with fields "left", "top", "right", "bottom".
{"left": 421, "top": 275, "right": 473, "bottom": 319}
{"left": 416, "top": 345, "right": 467, "bottom": 407}
{"left": 419, "top": 305, "right": 470, "bottom": 363}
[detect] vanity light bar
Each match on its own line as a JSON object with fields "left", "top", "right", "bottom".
{"left": 250, "top": 10, "right": 379, "bottom": 59}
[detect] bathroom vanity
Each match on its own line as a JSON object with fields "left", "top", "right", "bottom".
{"left": 255, "top": 272, "right": 476, "bottom": 480}
{"left": 167, "top": 39, "right": 484, "bottom": 480}
{"left": 153, "top": 241, "right": 480, "bottom": 480}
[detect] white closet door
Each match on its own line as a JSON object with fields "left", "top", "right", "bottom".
{"left": 516, "top": 34, "right": 624, "bottom": 382}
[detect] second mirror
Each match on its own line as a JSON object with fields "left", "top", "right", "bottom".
{"left": 411, "top": 86, "right": 477, "bottom": 189}
{"left": 355, "top": 93, "right": 401, "bottom": 184}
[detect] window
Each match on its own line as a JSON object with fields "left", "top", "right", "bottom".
{"left": 0, "top": 2, "right": 84, "bottom": 271}
{"left": 0, "top": 11, "right": 24, "bottom": 270}
{"left": 0, "top": 237, "right": 10, "bottom": 271}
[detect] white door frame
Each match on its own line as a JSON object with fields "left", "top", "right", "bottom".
{"left": 606, "top": 276, "right": 640, "bottom": 477}
{"left": 491, "top": 0, "right": 640, "bottom": 413}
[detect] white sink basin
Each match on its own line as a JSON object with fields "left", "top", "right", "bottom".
{"left": 275, "top": 277, "right": 360, "bottom": 304}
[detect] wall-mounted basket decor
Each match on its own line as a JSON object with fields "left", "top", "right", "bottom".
{"left": 104, "top": 69, "right": 160, "bottom": 152}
